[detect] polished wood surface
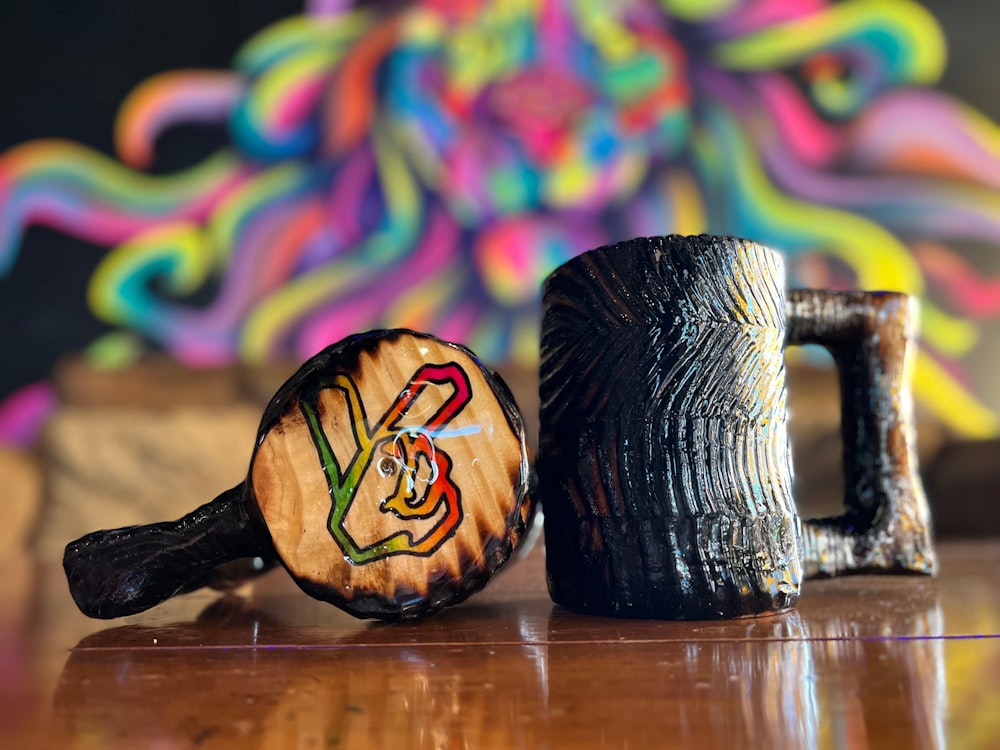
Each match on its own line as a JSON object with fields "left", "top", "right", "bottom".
{"left": 3, "top": 540, "right": 999, "bottom": 748}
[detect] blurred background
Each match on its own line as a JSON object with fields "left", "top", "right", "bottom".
{"left": 0, "top": 0, "right": 304, "bottom": 400}
{"left": 1, "top": 0, "right": 999, "bottom": 553}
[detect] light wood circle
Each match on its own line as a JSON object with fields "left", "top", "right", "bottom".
{"left": 251, "top": 330, "right": 531, "bottom": 619}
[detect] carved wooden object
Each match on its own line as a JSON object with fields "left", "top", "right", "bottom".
{"left": 539, "top": 235, "right": 935, "bottom": 620}
{"left": 64, "top": 330, "right": 533, "bottom": 620}
{"left": 539, "top": 235, "right": 801, "bottom": 619}
{"left": 788, "top": 290, "right": 936, "bottom": 577}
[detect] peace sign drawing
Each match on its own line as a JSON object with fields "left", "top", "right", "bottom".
{"left": 300, "top": 362, "right": 478, "bottom": 563}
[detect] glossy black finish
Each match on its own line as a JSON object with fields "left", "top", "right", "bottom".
{"left": 63, "top": 485, "right": 269, "bottom": 619}
{"left": 538, "top": 235, "right": 936, "bottom": 620}
{"left": 788, "top": 290, "right": 936, "bottom": 576}
{"left": 539, "top": 235, "right": 801, "bottom": 619}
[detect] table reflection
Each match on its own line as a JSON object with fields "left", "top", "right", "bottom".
{"left": 55, "top": 599, "right": 551, "bottom": 748}
{"left": 0, "top": 559, "right": 38, "bottom": 740}
{"left": 52, "top": 583, "right": 951, "bottom": 749}
{"left": 805, "top": 585, "right": 945, "bottom": 749}
{"left": 538, "top": 609, "right": 821, "bottom": 748}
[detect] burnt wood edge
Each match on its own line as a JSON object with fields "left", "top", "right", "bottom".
{"left": 247, "top": 329, "right": 534, "bottom": 621}
{"left": 787, "top": 290, "right": 936, "bottom": 577}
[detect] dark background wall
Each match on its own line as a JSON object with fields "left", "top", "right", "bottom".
{"left": 0, "top": 0, "right": 997, "bottom": 401}
{"left": 0, "top": 0, "right": 301, "bottom": 399}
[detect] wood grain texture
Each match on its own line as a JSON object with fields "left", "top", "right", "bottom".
{"left": 539, "top": 235, "right": 801, "bottom": 619}
{"left": 787, "top": 290, "right": 936, "bottom": 577}
{"left": 251, "top": 330, "right": 532, "bottom": 619}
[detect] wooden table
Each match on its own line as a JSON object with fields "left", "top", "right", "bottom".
{"left": 2, "top": 540, "right": 998, "bottom": 748}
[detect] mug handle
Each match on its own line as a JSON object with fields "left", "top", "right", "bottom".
{"left": 785, "top": 289, "right": 937, "bottom": 577}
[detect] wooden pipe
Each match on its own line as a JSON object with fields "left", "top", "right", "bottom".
{"left": 64, "top": 330, "right": 534, "bottom": 621}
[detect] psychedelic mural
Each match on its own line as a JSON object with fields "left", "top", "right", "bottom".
{"left": 3, "top": 0, "right": 1000, "bottom": 443}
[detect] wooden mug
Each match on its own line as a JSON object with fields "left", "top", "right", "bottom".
{"left": 539, "top": 235, "right": 934, "bottom": 619}
{"left": 64, "top": 330, "right": 533, "bottom": 620}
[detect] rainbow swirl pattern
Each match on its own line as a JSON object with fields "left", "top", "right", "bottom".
{"left": 2, "top": 0, "right": 1000, "bottom": 440}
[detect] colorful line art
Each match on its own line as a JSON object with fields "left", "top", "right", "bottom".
{"left": 2, "top": 1, "right": 1000, "bottom": 438}
{"left": 300, "top": 361, "right": 476, "bottom": 563}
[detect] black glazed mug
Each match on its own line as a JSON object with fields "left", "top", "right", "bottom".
{"left": 538, "top": 235, "right": 934, "bottom": 620}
